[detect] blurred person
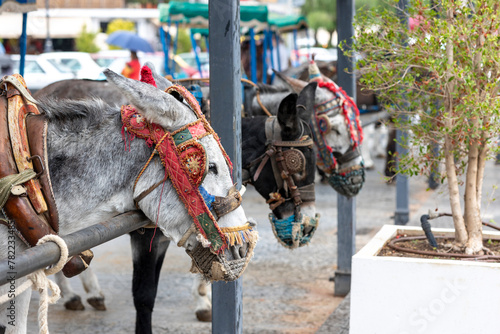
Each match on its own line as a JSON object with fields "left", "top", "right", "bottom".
{"left": 121, "top": 51, "right": 141, "bottom": 80}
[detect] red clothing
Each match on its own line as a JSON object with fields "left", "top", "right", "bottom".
{"left": 121, "top": 59, "right": 141, "bottom": 80}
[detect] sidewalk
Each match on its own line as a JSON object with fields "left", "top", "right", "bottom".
{"left": 316, "top": 159, "right": 500, "bottom": 334}
{"left": 25, "top": 157, "right": 499, "bottom": 333}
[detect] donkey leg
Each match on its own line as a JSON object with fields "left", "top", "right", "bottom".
{"left": 0, "top": 277, "right": 31, "bottom": 334}
{"left": 130, "top": 228, "right": 170, "bottom": 334}
{"left": 55, "top": 271, "right": 85, "bottom": 311}
{"left": 192, "top": 275, "right": 212, "bottom": 322}
{"left": 80, "top": 268, "right": 106, "bottom": 311}
{"left": 360, "top": 123, "right": 375, "bottom": 170}
{"left": 374, "top": 121, "right": 388, "bottom": 158}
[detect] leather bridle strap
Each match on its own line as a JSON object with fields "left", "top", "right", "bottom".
{"left": 134, "top": 173, "right": 169, "bottom": 209}
{"left": 274, "top": 146, "right": 302, "bottom": 207}
{"left": 177, "top": 223, "right": 197, "bottom": 247}
{"left": 211, "top": 185, "right": 242, "bottom": 220}
{"left": 252, "top": 147, "right": 275, "bottom": 182}
{"left": 336, "top": 146, "right": 362, "bottom": 165}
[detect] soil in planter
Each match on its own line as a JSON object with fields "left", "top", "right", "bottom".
{"left": 378, "top": 235, "right": 500, "bottom": 262}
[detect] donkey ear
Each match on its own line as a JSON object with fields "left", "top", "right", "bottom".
{"left": 277, "top": 93, "right": 299, "bottom": 139}
{"left": 273, "top": 69, "right": 308, "bottom": 93}
{"left": 296, "top": 82, "right": 317, "bottom": 122}
{"left": 144, "top": 61, "right": 173, "bottom": 90}
{"left": 103, "top": 69, "right": 190, "bottom": 130}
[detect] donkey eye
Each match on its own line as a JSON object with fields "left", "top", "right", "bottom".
{"left": 209, "top": 163, "right": 218, "bottom": 175}
{"left": 330, "top": 126, "right": 341, "bottom": 135}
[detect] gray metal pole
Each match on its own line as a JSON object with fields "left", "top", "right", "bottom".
{"left": 44, "top": 0, "right": 53, "bottom": 53}
{"left": 395, "top": 129, "right": 409, "bottom": 225}
{"left": 395, "top": 0, "right": 410, "bottom": 226}
{"left": 209, "top": 0, "right": 243, "bottom": 333}
{"left": 1, "top": 211, "right": 149, "bottom": 286}
{"left": 334, "top": 0, "right": 356, "bottom": 297}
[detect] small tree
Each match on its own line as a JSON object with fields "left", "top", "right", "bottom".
{"left": 349, "top": 0, "right": 500, "bottom": 254}
{"left": 76, "top": 24, "right": 100, "bottom": 53}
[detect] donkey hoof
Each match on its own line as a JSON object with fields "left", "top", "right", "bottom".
{"left": 195, "top": 309, "right": 212, "bottom": 322}
{"left": 64, "top": 296, "right": 85, "bottom": 311}
{"left": 87, "top": 297, "right": 107, "bottom": 311}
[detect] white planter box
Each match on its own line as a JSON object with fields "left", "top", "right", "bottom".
{"left": 350, "top": 224, "right": 500, "bottom": 334}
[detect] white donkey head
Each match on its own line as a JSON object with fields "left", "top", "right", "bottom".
{"left": 105, "top": 67, "right": 257, "bottom": 281}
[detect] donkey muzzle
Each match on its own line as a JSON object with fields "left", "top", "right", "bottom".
{"left": 329, "top": 147, "right": 365, "bottom": 197}
{"left": 269, "top": 213, "right": 320, "bottom": 249}
{"left": 186, "top": 227, "right": 258, "bottom": 281}
{"left": 328, "top": 166, "right": 365, "bottom": 198}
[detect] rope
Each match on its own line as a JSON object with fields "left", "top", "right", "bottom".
{"left": 240, "top": 78, "right": 273, "bottom": 117}
{"left": 0, "top": 169, "right": 37, "bottom": 208}
{"left": 0, "top": 234, "right": 69, "bottom": 334}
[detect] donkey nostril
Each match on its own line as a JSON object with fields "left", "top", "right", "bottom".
{"left": 239, "top": 243, "right": 248, "bottom": 258}
{"left": 230, "top": 245, "right": 241, "bottom": 260}
{"left": 303, "top": 226, "right": 313, "bottom": 235}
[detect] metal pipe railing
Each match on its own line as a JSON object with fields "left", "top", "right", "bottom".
{"left": 1, "top": 211, "right": 149, "bottom": 286}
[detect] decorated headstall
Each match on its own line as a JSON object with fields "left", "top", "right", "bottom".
{"left": 308, "top": 60, "right": 365, "bottom": 198}
{"left": 121, "top": 69, "right": 257, "bottom": 281}
{"left": 247, "top": 116, "right": 320, "bottom": 249}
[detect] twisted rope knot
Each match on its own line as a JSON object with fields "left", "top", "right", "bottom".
{"left": 0, "top": 234, "right": 68, "bottom": 334}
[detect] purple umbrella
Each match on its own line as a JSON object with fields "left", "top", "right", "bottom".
{"left": 106, "top": 31, "right": 154, "bottom": 53}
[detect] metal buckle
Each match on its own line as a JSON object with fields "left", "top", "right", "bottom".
{"left": 27, "top": 155, "right": 44, "bottom": 178}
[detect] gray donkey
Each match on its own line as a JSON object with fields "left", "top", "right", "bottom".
{"left": 0, "top": 69, "right": 255, "bottom": 334}
{"left": 33, "top": 68, "right": 321, "bottom": 332}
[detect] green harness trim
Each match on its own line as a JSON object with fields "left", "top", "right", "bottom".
{"left": 0, "top": 169, "right": 36, "bottom": 217}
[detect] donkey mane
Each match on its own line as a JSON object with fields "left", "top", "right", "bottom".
{"left": 256, "top": 83, "right": 290, "bottom": 94}
{"left": 37, "top": 97, "right": 121, "bottom": 135}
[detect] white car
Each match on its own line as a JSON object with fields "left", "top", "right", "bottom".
{"left": 9, "top": 54, "right": 75, "bottom": 92}
{"left": 38, "top": 52, "right": 105, "bottom": 80}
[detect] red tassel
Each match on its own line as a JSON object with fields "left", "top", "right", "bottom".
{"left": 140, "top": 66, "right": 157, "bottom": 87}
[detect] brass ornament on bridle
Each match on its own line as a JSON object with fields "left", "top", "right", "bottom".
{"left": 282, "top": 148, "right": 306, "bottom": 174}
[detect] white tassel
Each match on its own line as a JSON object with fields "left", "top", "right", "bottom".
{"left": 196, "top": 234, "right": 212, "bottom": 248}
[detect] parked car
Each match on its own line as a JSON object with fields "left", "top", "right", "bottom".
{"left": 8, "top": 54, "right": 75, "bottom": 92}
{"left": 173, "top": 52, "right": 209, "bottom": 78}
{"left": 91, "top": 50, "right": 132, "bottom": 68}
{"left": 39, "top": 52, "right": 105, "bottom": 80}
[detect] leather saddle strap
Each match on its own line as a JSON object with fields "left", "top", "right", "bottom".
{"left": 0, "top": 95, "right": 55, "bottom": 245}
{"left": 25, "top": 114, "right": 59, "bottom": 232}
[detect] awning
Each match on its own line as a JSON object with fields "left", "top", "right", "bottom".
{"left": 159, "top": 2, "right": 269, "bottom": 30}
{"left": 269, "top": 14, "right": 308, "bottom": 33}
{"left": 0, "top": 13, "right": 92, "bottom": 38}
{"left": 0, "top": 0, "right": 36, "bottom": 13}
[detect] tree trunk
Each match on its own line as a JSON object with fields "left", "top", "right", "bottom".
{"left": 464, "top": 141, "right": 483, "bottom": 254}
{"left": 444, "top": 135, "right": 467, "bottom": 244}
{"left": 462, "top": 32, "right": 486, "bottom": 254}
{"left": 327, "top": 30, "right": 334, "bottom": 48}
{"left": 444, "top": 6, "right": 467, "bottom": 245}
{"left": 476, "top": 122, "right": 488, "bottom": 211}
